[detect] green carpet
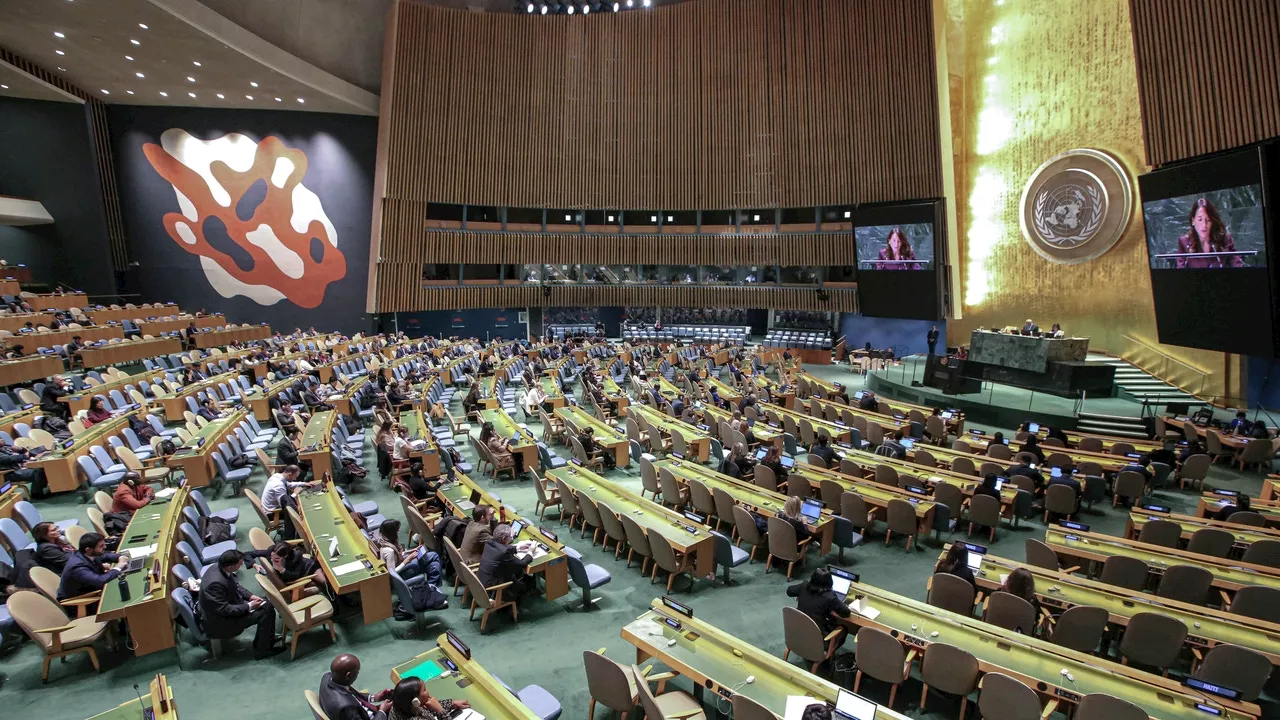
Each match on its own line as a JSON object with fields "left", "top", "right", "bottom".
{"left": 2, "top": 361, "right": 1274, "bottom": 719}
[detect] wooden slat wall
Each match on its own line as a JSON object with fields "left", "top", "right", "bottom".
{"left": 375, "top": 281, "right": 858, "bottom": 313}
{"left": 1130, "top": 0, "right": 1280, "bottom": 165}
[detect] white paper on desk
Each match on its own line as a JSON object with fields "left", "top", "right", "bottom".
{"left": 332, "top": 560, "right": 365, "bottom": 576}
{"left": 154, "top": 487, "right": 177, "bottom": 499}
{"left": 999, "top": 573, "right": 1009, "bottom": 585}
{"left": 784, "top": 696, "right": 821, "bottom": 720}
{"left": 454, "top": 710, "right": 485, "bottom": 720}
{"left": 126, "top": 543, "right": 158, "bottom": 559}
{"left": 850, "top": 599, "right": 881, "bottom": 621}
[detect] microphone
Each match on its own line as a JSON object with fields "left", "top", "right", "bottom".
{"left": 133, "top": 683, "right": 151, "bottom": 720}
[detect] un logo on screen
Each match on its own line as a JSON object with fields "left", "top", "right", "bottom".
{"left": 1020, "top": 149, "right": 1132, "bottom": 264}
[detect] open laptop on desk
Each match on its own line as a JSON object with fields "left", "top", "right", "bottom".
{"left": 827, "top": 566, "right": 859, "bottom": 601}
{"left": 799, "top": 499, "right": 822, "bottom": 523}
{"left": 833, "top": 689, "right": 878, "bottom": 720}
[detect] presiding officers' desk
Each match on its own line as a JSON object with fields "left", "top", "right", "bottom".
{"left": 436, "top": 472, "right": 568, "bottom": 600}
{"left": 944, "top": 545, "right": 1280, "bottom": 667}
{"left": 292, "top": 479, "right": 391, "bottom": 624}
{"left": 391, "top": 633, "right": 541, "bottom": 720}
{"left": 622, "top": 598, "right": 911, "bottom": 720}
{"left": 969, "top": 329, "right": 1088, "bottom": 372}
{"left": 1043, "top": 525, "right": 1280, "bottom": 595}
{"left": 80, "top": 337, "right": 183, "bottom": 369}
{"left": 166, "top": 409, "right": 249, "bottom": 489}
{"left": 547, "top": 464, "right": 716, "bottom": 580}
{"left": 555, "top": 405, "right": 630, "bottom": 469}
{"left": 0, "top": 354, "right": 63, "bottom": 386}
{"left": 96, "top": 487, "right": 189, "bottom": 656}
{"left": 839, "top": 581, "right": 1260, "bottom": 719}
{"left": 86, "top": 674, "right": 178, "bottom": 720}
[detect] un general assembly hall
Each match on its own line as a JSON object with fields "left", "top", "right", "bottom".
{"left": 2, "top": 0, "right": 1280, "bottom": 718}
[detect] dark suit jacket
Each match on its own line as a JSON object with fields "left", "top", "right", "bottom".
{"left": 786, "top": 582, "right": 851, "bottom": 635}
{"left": 197, "top": 567, "right": 255, "bottom": 639}
{"left": 477, "top": 540, "right": 530, "bottom": 588}
{"left": 318, "top": 672, "right": 387, "bottom": 720}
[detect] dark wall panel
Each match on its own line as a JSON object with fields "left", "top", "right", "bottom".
{"left": 109, "top": 105, "right": 377, "bottom": 334}
{"left": 0, "top": 97, "right": 116, "bottom": 294}
{"left": 393, "top": 307, "right": 527, "bottom": 341}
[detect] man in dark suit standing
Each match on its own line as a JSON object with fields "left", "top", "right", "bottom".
{"left": 198, "top": 550, "right": 283, "bottom": 659}
{"left": 926, "top": 325, "right": 940, "bottom": 355}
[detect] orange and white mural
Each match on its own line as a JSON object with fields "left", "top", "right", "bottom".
{"left": 142, "top": 130, "right": 346, "bottom": 308}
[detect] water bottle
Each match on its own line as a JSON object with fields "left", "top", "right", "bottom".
{"left": 118, "top": 574, "right": 131, "bottom": 602}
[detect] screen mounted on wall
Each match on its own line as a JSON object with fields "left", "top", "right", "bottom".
{"left": 1144, "top": 186, "right": 1266, "bottom": 269}
{"left": 855, "top": 224, "right": 935, "bottom": 271}
{"left": 853, "top": 201, "right": 944, "bottom": 320}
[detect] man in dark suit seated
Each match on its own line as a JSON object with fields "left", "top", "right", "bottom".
{"left": 478, "top": 524, "right": 534, "bottom": 603}
{"left": 1007, "top": 459, "right": 1046, "bottom": 491}
{"left": 810, "top": 435, "right": 838, "bottom": 467}
{"left": 318, "top": 653, "right": 391, "bottom": 720}
{"left": 1047, "top": 470, "right": 1082, "bottom": 514}
{"left": 198, "top": 550, "right": 284, "bottom": 659}
{"left": 1020, "top": 319, "right": 1039, "bottom": 336}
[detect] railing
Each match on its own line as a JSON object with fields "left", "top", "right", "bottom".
{"left": 1119, "top": 334, "right": 1211, "bottom": 400}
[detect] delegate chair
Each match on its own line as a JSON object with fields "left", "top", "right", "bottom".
{"left": 8, "top": 589, "right": 109, "bottom": 682}
{"left": 781, "top": 605, "right": 843, "bottom": 674}
{"left": 1192, "top": 644, "right": 1271, "bottom": 703}
{"left": 977, "top": 673, "right": 1046, "bottom": 720}
{"left": 583, "top": 651, "right": 643, "bottom": 720}
{"left": 765, "top": 515, "right": 811, "bottom": 580}
{"left": 1044, "top": 605, "right": 1108, "bottom": 654}
{"left": 564, "top": 546, "right": 611, "bottom": 611}
{"left": 918, "top": 643, "right": 979, "bottom": 720}
{"left": 633, "top": 663, "right": 705, "bottom": 720}
{"left": 1118, "top": 612, "right": 1187, "bottom": 676}
{"left": 254, "top": 574, "right": 336, "bottom": 659}
{"left": 928, "top": 572, "right": 976, "bottom": 617}
{"left": 853, "top": 626, "right": 914, "bottom": 709}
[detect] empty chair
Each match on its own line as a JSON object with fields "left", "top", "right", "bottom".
{"left": 1226, "top": 511, "right": 1266, "bottom": 527}
{"left": 918, "top": 643, "right": 979, "bottom": 719}
{"left": 1074, "top": 694, "right": 1147, "bottom": 720}
{"left": 632, "top": 663, "right": 706, "bottom": 720}
{"left": 1136, "top": 519, "right": 1182, "bottom": 548}
{"left": 781, "top": 606, "right": 842, "bottom": 673}
{"left": 179, "top": 522, "right": 237, "bottom": 564}
{"left": 649, "top": 532, "right": 693, "bottom": 592}
{"left": 12, "top": 501, "right": 78, "bottom": 533}
{"left": 950, "top": 456, "right": 976, "bottom": 476}
{"left": 1156, "top": 564, "right": 1212, "bottom": 605}
{"left": 1187, "top": 528, "right": 1234, "bottom": 557}
{"left": 1044, "top": 605, "right": 1108, "bottom": 654}
{"left": 710, "top": 530, "right": 748, "bottom": 585}
{"left": 595, "top": 502, "right": 628, "bottom": 559}
{"left": 983, "top": 591, "right": 1036, "bottom": 634}
{"left": 1118, "top": 612, "right": 1187, "bottom": 676}
{"left": 1242, "top": 539, "right": 1280, "bottom": 568}
{"left": 8, "top": 589, "right": 110, "bottom": 682}
{"left": 1193, "top": 644, "right": 1271, "bottom": 703}
{"left": 619, "top": 514, "right": 652, "bottom": 573}
{"left": 563, "top": 546, "right": 611, "bottom": 611}
{"left": 884, "top": 499, "right": 918, "bottom": 551}
{"left": 582, "top": 650, "right": 642, "bottom": 720}
{"left": 0, "top": 517, "right": 36, "bottom": 552}
{"left": 1179, "top": 454, "right": 1211, "bottom": 490}
{"left": 1099, "top": 555, "right": 1150, "bottom": 591}
{"left": 731, "top": 505, "right": 765, "bottom": 563}
{"left": 1024, "top": 538, "right": 1063, "bottom": 571}
{"left": 1228, "top": 585, "right": 1280, "bottom": 623}
{"left": 977, "top": 673, "right": 1044, "bottom": 720}
{"left": 840, "top": 492, "right": 876, "bottom": 540}
{"left": 927, "top": 572, "right": 976, "bottom": 616}
{"left": 852, "top": 626, "right": 913, "bottom": 709}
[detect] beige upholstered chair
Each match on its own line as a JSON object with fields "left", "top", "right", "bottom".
{"left": 781, "top": 606, "right": 843, "bottom": 673}
{"left": 8, "top": 589, "right": 109, "bottom": 682}
{"left": 254, "top": 572, "right": 335, "bottom": 658}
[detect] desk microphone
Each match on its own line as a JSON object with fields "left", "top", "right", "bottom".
{"left": 133, "top": 683, "right": 153, "bottom": 720}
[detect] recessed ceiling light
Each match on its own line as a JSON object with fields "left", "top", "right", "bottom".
{"left": 188, "top": 92, "right": 196, "bottom": 98}
{"left": 138, "top": 23, "right": 148, "bottom": 29}
{"left": 135, "top": 72, "right": 144, "bottom": 78}
{"left": 274, "top": 97, "right": 281, "bottom": 102}
{"left": 54, "top": 31, "right": 65, "bottom": 38}
{"left": 55, "top": 50, "right": 65, "bottom": 56}
{"left": 250, "top": 81, "right": 258, "bottom": 87}
{"left": 57, "top": 67, "right": 66, "bottom": 71}
{"left": 159, "top": 91, "right": 167, "bottom": 96}
{"left": 296, "top": 98, "right": 304, "bottom": 104}
{"left": 192, "top": 61, "right": 201, "bottom": 67}
{"left": 130, "top": 39, "right": 140, "bottom": 45}
{"left": 126, "top": 90, "right": 134, "bottom": 95}
{"left": 100, "top": 89, "right": 109, "bottom": 94}
{"left": 245, "top": 94, "right": 253, "bottom": 100}
{"left": 125, "top": 55, "right": 134, "bottom": 61}
{"left": 216, "top": 93, "right": 224, "bottom": 99}
{"left": 186, "top": 76, "right": 195, "bottom": 82}
{"left": 1, "top": 84, "right": 8, "bottom": 89}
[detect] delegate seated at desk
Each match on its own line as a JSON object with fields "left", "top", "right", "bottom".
{"left": 1020, "top": 319, "right": 1039, "bottom": 335}
{"left": 786, "top": 568, "right": 851, "bottom": 643}
{"left": 33, "top": 522, "right": 75, "bottom": 575}
{"left": 57, "top": 532, "right": 127, "bottom": 604}
{"left": 0, "top": 437, "right": 49, "bottom": 498}
{"left": 112, "top": 474, "right": 155, "bottom": 513}
{"left": 478, "top": 524, "right": 535, "bottom": 602}
{"left": 388, "top": 675, "right": 470, "bottom": 720}
{"left": 319, "top": 653, "right": 392, "bottom": 720}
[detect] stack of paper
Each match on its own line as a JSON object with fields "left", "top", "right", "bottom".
{"left": 332, "top": 560, "right": 365, "bottom": 576}
{"left": 783, "top": 696, "right": 821, "bottom": 720}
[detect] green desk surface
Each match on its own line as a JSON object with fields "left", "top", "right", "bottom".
{"left": 632, "top": 406, "right": 714, "bottom": 441}
{"left": 480, "top": 409, "right": 537, "bottom": 448}
{"left": 1128, "top": 510, "right": 1280, "bottom": 546}
{"left": 705, "top": 377, "right": 743, "bottom": 399}
{"left": 949, "top": 547, "right": 1280, "bottom": 664}
{"left": 788, "top": 464, "right": 938, "bottom": 518}
{"left": 98, "top": 489, "right": 185, "bottom": 613}
{"left": 398, "top": 410, "right": 440, "bottom": 451}
{"left": 556, "top": 406, "right": 626, "bottom": 442}
{"left": 298, "top": 484, "right": 381, "bottom": 586}
{"left": 602, "top": 376, "right": 626, "bottom": 397}
{"left": 827, "top": 444, "right": 1018, "bottom": 505}
{"left": 761, "top": 402, "right": 853, "bottom": 437}
{"left": 391, "top": 643, "right": 538, "bottom": 720}
{"left": 171, "top": 410, "right": 245, "bottom": 458}
{"left": 1044, "top": 527, "right": 1280, "bottom": 591}
{"left": 1200, "top": 494, "right": 1280, "bottom": 523}
{"left": 85, "top": 697, "right": 153, "bottom": 720}
{"left": 842, "top": 582, "right": 1257, "bottom": 720}
{"left": 654, "top": 458, "right": 833, "bottom": 528}
{"left": 538, "top": 376, "right": 564, "bottom": 400}
{"left": 35, "top": 411, "right": 134, "bottom": 462}
{"left": 547, "top": 466, "right": 714, "bottom": 550}
{"left": 301, "top": 410, "right": 335, "bottom": 450}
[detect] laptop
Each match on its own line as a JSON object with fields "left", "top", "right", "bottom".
{"left": 780, "top": 455, "right": 795, "bottom": 470}
{"left": 962, "top": 542, "right": 987, "bottom": 572}
{"left": 800, "top": 499, "right": 822, "bottom": 523}
{"left": 1050, "top": 467, "right": 1062, "bottom": 479}
{"left": 993, "top": 477, "right": 1005, "bottom": 491}
{"left": 1027, "top": 422, "right": 1040, "bottom": 433}
{"left": 509, "top": 520, "right": 525, "bottom": 539}
{"left": 827, "top": 566, "right": 859, "bottom": 601}
{"left": 833, "top": 690, "right": 878, "bottom": 720}
{"left": 900, "top": 438, "right": 915, "bottom": 450}
{"left": 940, "top": 411, "right": 953, "bottom": 420}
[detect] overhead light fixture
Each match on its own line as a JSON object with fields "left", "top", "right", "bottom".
{"left": 607, "top": 215, "right": 615, "bottom": 222}
{"left": 186, "top": 76, "right": 195, "bottom": 82}
{"left": 138, "top": 23, "right": 148, "bottom": 29}
{"left": 245, "top": 94, "right": 253, "bottom": 100}
{"left": 613, "top": 2, "right": 619, "bottom": 9}
{"left": 55, "top": 50, "right": 65, "bottom": 55}
{"left": 54, "top": 31, "right": 65, "bottom": 38}
{"left": 583, "top": 4, "right": 589, "bottom": 12}
{"left": 274, "top": 97, "right": 281, "bottom": 102}
{"left": 188, "top": 92, "right": 196, "bottom": 98}
{"left": 650, "top": 215, "right": 657, "bottom": 222}
{"left": 527, "top": 2, "right": 533, "bottom": 11}
{"left": 1, "top": 84, "right": 8, "bottom": 89}
{"left": 296, "top": 97, "right": 304, "bottom": 104}
{"left": 130, "top": 39, "right": 140, "bottom": 45}
{"left": 541, "top": 4, "right": 547, "bottom": 12}
{"left": 642, "top": 0, "right": 651, "bottom": 6}
{"left": 57, "top": 66, "right": 66, "bottom": 71}
{"left": 159, "top": 91, "right": 168, "bottom": 96}
{"left": 216, "top": 93, "right": 224, "bottom": 99}
{"left": 567, "top": 5, "right": 574, "bottom": 13}
{"left": 100, "top": 89, "right": 109, "bottom": 94}
{"left": 126, "top": 90, "right": 134, "bottom": 95}
{"left": 250, "top": 81, "right": 258, "bottom": 87}
{"left": 192, "top": 61, "right": 201, "bottom": 67}
{"left": 125, "top": 55, "right": 134, "bottom": 61}
{"left": 135, "top": 72, "right": 144, "bottom": 78}
{"left": 843, "top": 211, "right": 851, "bottom": 218}
{"left": 626, "top": 0, "right": 633, "bottom": 5}
{"left": 753, "top": 214, "right": 760, "bottom": 221}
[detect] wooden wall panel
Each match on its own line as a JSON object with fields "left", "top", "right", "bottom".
{"left": 1130, "top": 0, "right": 1280, "bottom": 165}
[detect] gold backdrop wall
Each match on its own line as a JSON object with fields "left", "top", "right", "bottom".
{"left": 946, "top": 0, "right": 1241, "bottom": 403}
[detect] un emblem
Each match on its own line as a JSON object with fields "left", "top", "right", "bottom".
{"left": 1020, "top": 148, "right": 1132, "bottom": 264}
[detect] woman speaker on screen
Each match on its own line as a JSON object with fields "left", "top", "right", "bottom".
{"left": 875, "top": 227, "right": 923, "bottom": 271}
{"left": 1175, "top": 197, "right": 1244, "bottom": 268}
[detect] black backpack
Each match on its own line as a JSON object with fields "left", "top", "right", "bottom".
{"left": 199, "top": 515, "right": 234, "bottom": 545}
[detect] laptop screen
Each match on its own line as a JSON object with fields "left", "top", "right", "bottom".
{"left": 1050, "top": 467, "right": 1062, "bottom": 478}
{"left": 509, "top": 520, "right": 525, "bottom": 539}
{"left": 961, "top": 542, "right": 987, "bottom": 571}
{"left": 900, "top": 438, "right": 915, "bottom": 450}
{"left": 834, "top": 690, "right": 878, "bottom": 720}
{"left": 1027, "top": 422, "right": 1040, "bottom": 433}
{"left": 940, "top": 411, "right": 953, "bottom": 419}
{"left": 800, "top": 499, "right": 822, "bottom": 522}
{"left": 993, "top": 478, "right": 1004, "bottom": 491}
{"left": 828, "top": 566, "right": 859, "bottom": 600}
{"left": 854, "top": 391, "right": 865, "bottom": 400}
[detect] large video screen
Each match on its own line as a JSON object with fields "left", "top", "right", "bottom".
{"left": 1144, "top": 186, "right": 1266, "bottom": 269}
{"left": 854, "top": 201, "right": 944, "bottom": 320}
{"left": 855, "top": 224, "right": 935, "bottom": 271}
{"left": 1140, "top": 146, "right": 1277, "bottom": 356}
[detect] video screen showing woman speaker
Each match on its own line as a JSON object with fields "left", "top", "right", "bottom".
{"left": 1143, "top": 185, "right": 1266, "bottom": 269}
{"left": 855, "top": 224, "right": 935, "bottom": 271}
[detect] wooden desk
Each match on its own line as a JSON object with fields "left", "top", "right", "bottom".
{"left": 838, "top": 581, "right": 1259, "bottom": 720}
{"left": 826, "top": 444, "right": 1020, "bottom": 516}
{"left": 948, "top": 546, "right": 1280, "bottom": 666}
{"left": 0, "top": 313, "right": 55, "bottom": 332}
{"left": 788, "top": 462, "right": 937, "bottom": 537}
{"left": 1032, "top": 427, "right": 1162, "bottom": 454}
{"left": 295, "top": 481, "right": 391, "bottom": 624}
{"left": 1169, "top": 416, "right": 1250, "bottom": 452}
{"left": 159, "top": 371, "right": 242, "bottom": 422}
{"left": 61, "top": 368, "right": 155, "bottom": 415}
{"left": 655, "top": 458, "right": 835, "bottom": 554}
{"left": 246, "top": 377, "right": 296, "bottom": 422}
{"left": 165, "top": 410, "right": 248, "bottom": 488}
{"left": 600, "top": 375, "right": 631, "bottom": 416}
{"left": 95, "top": 488, "right": 187, "bottom": 656}
{"left": 479, "top": 408, "right": 539, "bottom": 473}
{"left": 622, "top": 598, "right": 911, "bottom": 720}
{"left": 86, "top": 674, "right": 179, "bottom": 720}
{"left": 0, "top": 279, "right": 19, "bottom": 296}
{"left": 80, "top": 337, "right": 182, "bottom": 368}
{"left": 703, "top": 376, "right": 743, "bottom": 405}
{"left": 135, "top": 315, "right": 225, "bottom": 335}
{"left": 1044, "top": 526, "right": 1280, "bottom": 594}
{"left": 0, "top": 487, "right": 23, "bottom": 520}
{"left": 3, "top": 325, "right": 123, "bottom": 350}
{"left": 436, "top": 473, "right": 568, "bottom": 600}
{"left": 1199, "top": 489, "right": 1280, "bottom": 527}
{"left": 300, "top": 410, "right": 337, "bottom": 480}
{"left": 30, "top": 411, "right": 138, "bottom": 493}
{"left": 1125, "top": 508, "right": 1280, "bottom": 550}
{"left": 547, "top": 465, "right": 715, "bottom": 579}
{"left": 555, "top": 405, "right": 629, "bottom": 468}
{"left": 760, "top": 402, "right": 852, "bottom": 443}
{"left": 0, "top": 354, "right": 63, "bottom": 386}
{"left": 84, "top": 304, "right": 182, "bottom": 325}
{"left": 390, "top": 636, "right": 540, "bottom": 720}
{"left": 192, "top": 325, "right": 272, "bottom": 348}
{"left": 28, "top": 292, "right": 88, "bottom": 311}
{"left": 631, "top": 405, "right": 713, "bottom": 462}
{"left": 398, "top": 408, "right": 444, "bottom": 479}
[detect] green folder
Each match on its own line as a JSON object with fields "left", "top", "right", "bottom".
{"left": 401, "top": 659, "right": 446, "bottom": 682}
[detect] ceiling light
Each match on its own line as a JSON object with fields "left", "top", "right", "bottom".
{"left": 216, "top": 93, "right": 224, "bottom": 99}
{"left": 527, "top": 2, "right": 533, "bottom": 11}
{"left": 753, "top": 214, "right": 760, "bottom": 221}
{"left": 54, "top": 31, "right": 65, "bottom": 38}
{"left": 1, "top": 85, "right": 8, "bottom": 89}
{"left": 843, "top": 211, "right": 851, "bottom": 219}
{"left": 296, "top": 98, "right": 304, "bottom": 104}
{"left": 642, "top": 0, "right": 651, "bottom": 6}
{"left": 159, "top": 91, "right": 167, "bottom": 96}
{"left": 567, "top": 5, "right": 574, "bottom": 13}
{"left": 245, "top": 94, "right": 253, "bottom": 100}
{"left": 126, "top": 90, "right": 134, "bottom": 95}
{"left": 55, "top": 50, "right": 65, "bottom": 55}
{"left": 607, "top": 215, "right": 615, "bottom": 222}
{"left": 583, "top": 4, "right": 589, "bottom": 12}
{"left": 138, "top": 23, "right": 148, "bottom": 30}
{"left": 188, "top": 92, "right": 196, "bottom": 98}
{"left": 130, "top": 39, "right": 140, "bottom": 45}
{"left": 125, "top": 55, "right": 134, "bottom": 61}
{"left": 627, "top": 0, "right": 633, "bottom": 6}
{"left": 274, "top": 97, "right": 282, "bottom": 102}
{"left": 100, "top": 89, "right": 109, "bottom": 94}
{"left": 650, "top": 215, "right": 657, "bottom": 222}
{"left": 564, "top": 214, "right": 572, "bottom": 222}
{"left": 57, "top": 67, "right": 66, "bottom": 71}
{"left": 541, "top": 4, "right": 547, "bottom": 13}
{"left": 186, "top": 76, "right": 195, "bottom": 82}
{"left": 613, "top": 2, "right": 619, "bottom": 9}
{"left": 250, "top": 81, "right": 258, "bottom": 87}
{"left": 135, "top": 72, "right": 144, "bottom": 78}
{"left": 192, "top": 61, "right": 201, "bottom": 67}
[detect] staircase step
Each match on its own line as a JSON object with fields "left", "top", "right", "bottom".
{"left": 1077, "top": 423, "right": 1150, "bottom": 439}
{"left": 1078, "top": 412, "right": 1146, "bottom": 423}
